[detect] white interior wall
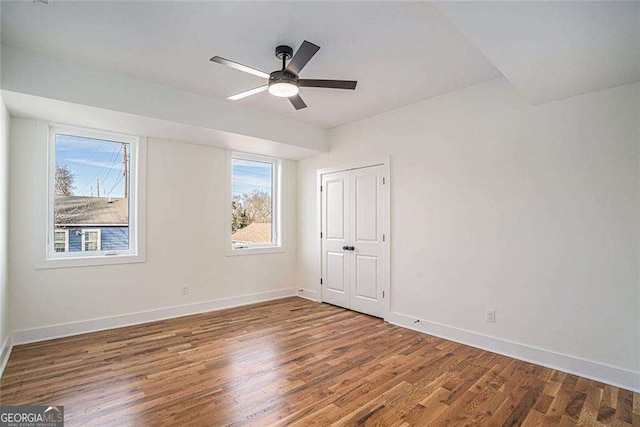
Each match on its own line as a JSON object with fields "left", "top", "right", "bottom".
{"left": 9, "top": 117, "right": 297, "bottom": 333}
{"left": 297, "top": 78, "right": 639, "bottom": 379}
{"left": 0, "top": 97, "right": 9, "bottom": 351}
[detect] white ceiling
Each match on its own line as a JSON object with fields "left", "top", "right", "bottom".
{"left": 1, "top": 1, "right": 500, "bottom": 128}
{"left": 435, "top": 1, "right": 640, "bottom": 105}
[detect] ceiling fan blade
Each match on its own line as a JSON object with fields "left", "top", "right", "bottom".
{"left": 286, "top": 41, "right": 320, "bottom": 75}
{"left": 299, "top": 79, "right": 357, "bottom": 90}
{"left": 227, "top": 85, "right": 268, "bottom": 101}
{"left": 289, "top": 94, "right": 307, "bottom": 110}
{"left": 210, "top": 56, "right": 270, "bottom": 79}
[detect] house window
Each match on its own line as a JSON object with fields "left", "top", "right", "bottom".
{"left": 47, "top": 124, "right": 143, "bottom": 263}
{"left": 81, "top": 229, "right": 101, "bottom": 251}
{"left": 54, "top": 229, "right": 68, "bottom": 253}
{"left": 230, "top": 153, "right": 281, "bottom": 252}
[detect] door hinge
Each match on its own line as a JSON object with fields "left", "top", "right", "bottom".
{"left": 320, "top": 232, "right": 323, "bottom": 238}
{"left": 383, "top": 291, "right": 385, "bottom": 298}
{"left": 383, "top": 177, "right": 386, "bottom": 185}
{"left": 383, "top": 234, "right": 385, "bottom": 242}
{"left": 320, "top": 185, "right": 323, "bottom": 192}
{"left": 320, "top": 278, "right": 323, "bottom": 285}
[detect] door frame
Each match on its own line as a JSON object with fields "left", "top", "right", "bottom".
{"left": 316, "top": 156, "right": 391, "bottom": 319}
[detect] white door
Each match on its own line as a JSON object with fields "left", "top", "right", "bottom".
{"left": 321, "top": 171, "right": 350, "bottom": 309}
{"left": 321, "top": 165, "right": 386, "bottom": 318}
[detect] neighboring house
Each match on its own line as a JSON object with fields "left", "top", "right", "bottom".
{"left": 231, "top": 222, "right": 271, "bottom": 246}
{"left": 54, "top": 196, "right": 129, "bottom": 252}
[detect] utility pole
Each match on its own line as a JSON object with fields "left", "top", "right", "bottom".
{"left": 96, "top": 179, "right": 100, "bottom": 197}
{"left": 122, "top": 143, "right": 128, "bottom": 198}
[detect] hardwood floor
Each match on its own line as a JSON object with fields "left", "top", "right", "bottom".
{"left": 0, "top": 297, "right": 637, "bottom": 426}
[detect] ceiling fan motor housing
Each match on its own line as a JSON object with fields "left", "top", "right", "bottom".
{"left": 270, "top": 70, "right": 298, "bottom": 85}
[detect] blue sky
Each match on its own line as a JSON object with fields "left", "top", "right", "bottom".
{"left": 56, "top": 135, "right": 271, "bottom": 199}
{"left": 232, "top": 158, "right": 272, "bottom": 197}
{"left": 56, "top": 134, "right": 128, "bottom": 198}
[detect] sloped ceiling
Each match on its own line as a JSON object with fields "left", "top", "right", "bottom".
{"left": 435, "top": 1, "right": 640, "bottom": 104}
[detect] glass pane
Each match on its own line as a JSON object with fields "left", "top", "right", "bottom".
{"left": 54, "top": 133, "right": 130, "bottom": 253}
{"left": 231, "top": 158, "right": 273, "bottom": 246}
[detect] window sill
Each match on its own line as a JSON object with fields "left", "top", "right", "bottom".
{"left": 225, "top": 246, "right": 285, "bottom": 257}
{"left": 36, "top": 253, "right": 146, "bottom": 270}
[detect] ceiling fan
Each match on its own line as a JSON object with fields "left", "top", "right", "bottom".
{"left": 210, "top": 41, "right": 357, "bottom": 110}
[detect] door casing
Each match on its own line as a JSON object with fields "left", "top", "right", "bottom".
{"left": 316, "top": 157, "right": 391, "bottom": 319}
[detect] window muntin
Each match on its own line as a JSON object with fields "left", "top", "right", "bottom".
{"left": 47, "top": 125, "right": 139, "bottom": 261}
{"left": 230, "top": 154, "right": 281, "bottom": 251}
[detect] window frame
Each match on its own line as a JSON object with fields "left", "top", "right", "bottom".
{"left": 42, "top": 123, "right": 146, "bottom": 268}
{"left": 226, "top": 151, "right": 284, "bottom": 256}
{"left": 53, "top": 229, "right": 69, "bottom": 253}
{"left": 81, "top": 229, "right": 102, "bottom": 252}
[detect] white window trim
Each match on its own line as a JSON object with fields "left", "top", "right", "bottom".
{"left": 39, "top": 122, "right": 147, "bottom": 269}
{"left": 54, "top": 229, "right": 69, "bottom": 253}
{"left": 81, "top": 229, "right": 102, "bottom": 252}
{"left": 226, "top": 151, "right": 284, "bottom": 256}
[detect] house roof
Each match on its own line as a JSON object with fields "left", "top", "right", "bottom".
{"left": 55, "top": 196, "right": 128, "bottom": 226}
{"left": 231, "top": 222, "right": 272, "bottom": 244}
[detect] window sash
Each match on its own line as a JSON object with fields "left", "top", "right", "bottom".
{"left": 81, "top": 229, "right": 101, "bottom": 252}
{"left": 46, "top": 124, "right": 140, "bottom": 260}
{"left": 54, "top": 230, "right": 68, "bottom": 253}
{"left": 230, "top": 152, "right": 281, "bottom": 252}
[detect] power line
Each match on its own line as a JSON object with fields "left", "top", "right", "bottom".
{"left": 106, "top": 174, "right": 124, "bottom": 196}
{"left": 80, "top": 147, "right": 120, "bottom": 196}
{"left": 99, "top": 145, "right": 123, "bottom": 185}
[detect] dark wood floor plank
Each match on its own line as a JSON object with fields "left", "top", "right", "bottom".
{"left": 0, "top": 297, "right": 637, "bottom": 426}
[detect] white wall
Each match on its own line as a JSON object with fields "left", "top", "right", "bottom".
{"left": 9, "top": 118, "right": 297, "bottom": 333}
{"left": 0, "top": 97, "right": 9, "bottom": 350}
{"left": 298, "top": 78, "right": 639, "bottom": 379}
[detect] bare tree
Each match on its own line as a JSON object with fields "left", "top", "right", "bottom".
{"left": 55, "top": 163, "right": 76, "bottom": 196}
{"left": 231, "top": 200, "right": 250, "bottom": 233}
{"left": 234, "top": 190, "right": 272, "bottom": 224}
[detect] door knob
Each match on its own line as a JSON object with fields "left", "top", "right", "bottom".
{"left": 342, "top": 245, "right": 349, "bottom": 250}
{"left": 347, "top": 246, "right": 355, "bottom": 251}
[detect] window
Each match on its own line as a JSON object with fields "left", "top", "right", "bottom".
{"left": 81, "top": 229, "right": 101, "bottom": 251}
{"left": 229, "top": 153, "right": 282, "bottom": 253}
{"left": 46, "top": 124, "right": 145, "bottom": 265}
{"left": 54, "top": 229, "right": 68, "bottom": 253}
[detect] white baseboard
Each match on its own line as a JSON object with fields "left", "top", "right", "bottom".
{"left": 0, "top": 334, "right": 13, "bottom": 378}
{"left": 12, "top": 287, "right": 297, "bottom": 346}
{"left": 295, "top": 288, "right": 320, "bottom": 302}
{"left": 386, "top": 312, "right": 639, "bottom": 393}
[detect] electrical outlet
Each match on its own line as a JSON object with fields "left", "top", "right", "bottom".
{"left": 486, "top": 309, "right": 496, "bottom": 323}
{"left": 181, "top": 285, "right": 189, "bottom": 296}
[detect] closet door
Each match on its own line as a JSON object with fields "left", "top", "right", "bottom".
{"left": 321, "top": 171, "right": 350, "bottom": 309}
{"left": 320, "top": 165, "right": 386, "bottom": 318}
{"left": 349, "top": 166, "right": 385, "bottom": 317}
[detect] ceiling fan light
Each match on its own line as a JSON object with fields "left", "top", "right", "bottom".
{"left": 268, "top": 82, "right": 299, "bottom": 98}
